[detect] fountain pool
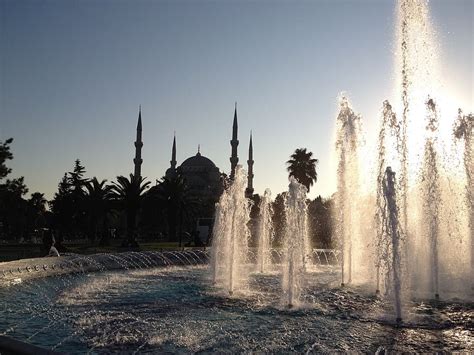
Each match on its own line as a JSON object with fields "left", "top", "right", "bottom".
{"left": 0, "top": 262, "right": 472, "bottom": 353}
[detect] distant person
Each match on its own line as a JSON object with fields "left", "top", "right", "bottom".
{"left": 42, "top": 229, "right": 59, "bottom": 257}
{"left": 48, "top": 242, "right": 60, "bottom": 257}
{"left": 53, "top": 231, "right": 67, "bottom": 252}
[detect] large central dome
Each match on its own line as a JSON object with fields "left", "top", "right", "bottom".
{"left": 180, "top": 152, "right": 217, "bottom": 169}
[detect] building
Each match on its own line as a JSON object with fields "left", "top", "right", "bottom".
{"left": 133, "top": 104, "right": 255, "bottom": 209}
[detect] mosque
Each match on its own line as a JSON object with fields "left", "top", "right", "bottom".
{"left": 131, "top": 104, "right": 255, "bottom": 216}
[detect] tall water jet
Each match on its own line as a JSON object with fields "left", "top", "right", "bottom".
{"left": 375, "top": 101, "right": 401, "bottom": 294}
{"left": 282, "top": 177, "right": 309, "bottom": 308}
{"left": 210, "top": 166, "right": 251, "bottom": 295}
{"left": 453, "top": 110, "right": 473, "bottom": 286}
{"left": 396, "top": 0, "right": 439, "bottom": 243}
{"left": 334, "top": 96, "right": 363, "bottom": 286}
{"left": 393, "top": 0, "right": 472, "bottom": 299}
{"left": 420, "top": 98, "right": 441, "bottom": 299}
{"left": 382, "top": 167, "right": 404, "bottom": 323}
{"left": 256, "top": 189, "right": 273, "bottom": 273}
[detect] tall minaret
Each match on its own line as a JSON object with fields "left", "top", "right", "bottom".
{"left": 230, "top": 102, "right": 239, "bottom": 180}
{"left": 245, "top": 132, "right": 254, "bottom": 198}
{"left": 165, "top": 134, "right": 178, "bottom": 179}
{"left": 170, "top": 133, "right": 177, "bottom": 170}
{"left": 133, "top": 106, "right": 143, "bottom": 178}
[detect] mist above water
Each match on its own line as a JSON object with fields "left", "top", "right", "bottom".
{"left": 332, "top": 0, "right": 473, "bottom": 321}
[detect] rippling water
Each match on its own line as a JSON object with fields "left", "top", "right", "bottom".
{"left": 0, "top": 266, "right": 472, "bottom": 353}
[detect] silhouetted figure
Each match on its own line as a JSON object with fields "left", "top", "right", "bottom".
{"left": 54, "top": 232, "right": 68, "bottom": 253}
{"left": 49, "top": 243, "right": 60, "bottom": 257}
{"left": 42, "top": 229, "right": 59, "bottom": 257}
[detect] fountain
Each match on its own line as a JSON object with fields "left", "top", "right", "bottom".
{"left": 281, "top": 177, "right": 310, "bottom": 308}
{"left": 256, "top": 188, "right": 273, "bottom": 273}
{"left": 453, "top": 110, "right": 473, "bottom": 286}
{"left": 381, "top": 167, "right": 404, "bottom": 323}
{"left": 420, "top": 98, "right": 441, "bottom": 299}
{"left": 329, "top": 0, "right": 473, "bottom": 324}
{"left": 210, "top": 165, "right": 251, "bottom": 295}
{"left": 334, "top": 96, "right": 364, "bottom": 286}
{"left": 375, "top": 100, "right": 402, "bottom": 294}
{"left": 0, "top": 0, "right": 472, "bottom": 352}
{"left": 395, "top": 0, "right": 471, "bottom": 300}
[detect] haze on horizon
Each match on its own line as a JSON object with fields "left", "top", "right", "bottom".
{"left": 1, "top": 0, "right": 472, "bottom": 200}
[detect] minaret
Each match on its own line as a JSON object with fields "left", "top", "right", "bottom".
{"left": 133, "top": 106, "right": 143, "bottom": 178}
{"left": 170, "top": 134, "right": 177, "bottom": 170}
{"left": 166, "top": 134, "right": 178, "bottom": 178}
{"left": 230, "top": 102, "right": 239, "bottom": 180}
{"left": 245, "top": 132, "right": 254, "bottom": 198}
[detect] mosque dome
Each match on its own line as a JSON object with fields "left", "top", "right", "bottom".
{"left": 180, "top": 152, "right": 217, "bottom": 170}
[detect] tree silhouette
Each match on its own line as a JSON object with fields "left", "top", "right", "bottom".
{"left": 50, "top": 173, "right": 74, "bottom": 238}
{"left": 307, "top": 195, "right": 334, "bottom": 248}
{"left": 50, "top": 160, "right": 89, "bottom": 239}
{"left": 68, "top": 159, "right": 88, "bottom": 192}
{"left": 0, "top": 138, "right": 13, "bottom": 179}
{"left": 286, "top": 148, "right": 318, "bottom": 192}
{"left": 28, "top": 192, "right": 47, "bottom": 227}
{"left": 0, "top": 138, "right": 30, "bottom": 240}
{"left": 153, "top": 174, "right": 197, "bottom": 246}
{"left": 271, "top": 192, "right": 287, "bottom": 246}
{"left": 110, "top": 174, "right": 150, "bottom": 247}
{"left": 84, "top": 178, "right": 113, "bottom": 244}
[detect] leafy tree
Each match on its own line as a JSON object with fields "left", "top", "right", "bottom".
{"left": 0, "top": 138, "right": 30, "bottom": 240}
{"left": 29, "top": 192, "right": 47, "bottom": 212}
{"left": 26, "top": 192, "right": 47, "bottom": 233}
{"left": 0, "top": 178, "right": 28, "bottom": 239}
{"left": 50, "top": 173, "right": 74, "bottom": 237}
{"left": 246, "top": 193, "right": 262, "bottom": 247}
{"left": 0, "top": 138, "right": 13, "bottom": 180}
{"left": 84, "top": 177, "right": 113, "bottom": 243}
{"left": 153, "top": 174, "right": 197, "bottom": 246}
{"left": 271, "top": 192, "right": 287, "bottom": 247}
{"left": 110, "top": 174, "right": 150, "bottom": 247}
{"left": 307, "top": 195, "right": 334, "bottom": 248}
{"left": 286, "top": 148, "right": 318, "bottom": 192}
{"left": 69, "top": 159, "right": 88, "bottom": 234}
{"left": 50, "top": 160, "right": 89, "bottom": 239}
{"left": 68, "top": 159, "right": 88, "bottom": 194}
{"left": 140, "top": 187, "right": 167, "bottom": 241}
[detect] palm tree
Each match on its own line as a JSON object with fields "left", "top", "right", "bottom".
{"left": 154, "top": 174, "right": 197, "bottom": 246}
{"left": 110, "top": 174, "right": 150, "bottom": 247}
{"left": 84, "top": 178, "right": 113, "bottom": 244}
{"left": 286, "top": 148, "right": 318, "bottom": 192}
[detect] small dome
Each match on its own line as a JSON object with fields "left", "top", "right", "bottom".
{"left": 180, "top": 153, "right": 217, "bottom": 169}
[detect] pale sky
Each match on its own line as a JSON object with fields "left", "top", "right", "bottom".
{"left": 1, "top": 0, "right": 472, "bottom": 200}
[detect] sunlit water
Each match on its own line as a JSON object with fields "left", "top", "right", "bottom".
{"left": 0, "top": 266, "right": 472, "bottom": 353}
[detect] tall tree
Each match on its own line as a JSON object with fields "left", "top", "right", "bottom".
{"left": 271, "top": 192, "right": 287, "bottom": 247}
{"left": 0, "top": 138, "right": 13, "bottom": 180}
{"left": 153, "top": 174, "right": 197, "bottom": 246}
{"left": 25, "top": 192, "right": 47, "bottom": 234}
{"left": 286, "top": 148, "right": 318, "bottom": 192}
{"left": 110, "top": 174, "right": 150, "bottom": 247}
{"left": 68, "top": 159, "right": 88, "bottom": 193}
{"left": 0, "top": 138, "right": 30, "bottom": 240}
{"left": 307, "top": 195, "right": 334, "bottom": 248}
{"left": 68, "top": 159, "right": 88, "bottom": 236}
{"left": 84, "top": 178, "right": 113, "bottom": 243}
{"left": 50, "top": 160, "right": 89, "bottom": 239}
{"left": 50, "top": 173, "right": 74, "bottom": 237}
